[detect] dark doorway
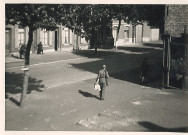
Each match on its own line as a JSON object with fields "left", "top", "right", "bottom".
{"left": 55, "top": 31, "right": 58, "bottom": 51}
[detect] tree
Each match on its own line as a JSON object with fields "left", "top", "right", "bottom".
{"left": 6, "top": 4, "right": 65, "bottom": 107}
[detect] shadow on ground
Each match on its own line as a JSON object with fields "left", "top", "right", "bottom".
{"left": 78, "top": 90, "right": 100, "bottom": 100}
{"left": 71, "top": 44, "right": 163, "bottom": 89}
{"left": 73, "top": 45, "right": 162, "bottom": 58}
{"left": 143, "top": 43, "right": 163, "bottom": 49}
{"left": 138, "top": 121, "right": 188, "bottom": 132}
{"left": 117, "top": 46, "right": 158, "bottom": 53}
{"left": 72, "top": 49, "right": 120, "bottom": 58}
{"left": 11, "top": 54, "right": 23, "bottom": 59}
{"left": 5, "top": 72, "right": 45, "bottom": 105}
{"left": 110, "top": 62, "right": 163, "bottom": 89}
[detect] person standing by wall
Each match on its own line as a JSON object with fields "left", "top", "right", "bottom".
{"left": 19, "top": 43, "right": 26, "bottom": 59}
{"left": 37, "top": 42, "right": 43, "bottom": 54}
{"left": 96, "top": 65, "right": 110, "bottom": 101}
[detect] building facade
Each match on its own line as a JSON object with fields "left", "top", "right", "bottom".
{"left": 6, "top": 18, "right": 161, "bottom": 56}
{"left": 112, "top": 20, "right": 160, "bottom": 46}
{"left": 5, "top": 25, "right": 88, "bottom": 56}
{"left": 164, "top": 5, "right": 188, "bottom": 37}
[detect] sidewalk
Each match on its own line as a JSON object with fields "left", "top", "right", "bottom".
{"left": 5, "top": 44, "right": 89, "bottom": 64}
{"left": 5, "top": 42, "right": 163, "bottom": 64}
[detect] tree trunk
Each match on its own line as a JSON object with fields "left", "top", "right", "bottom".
{"left": 76, "top": 34, "right": 79, "bottom": 51}
{"left": 20, "top": 26, "right": 33, "bottom": 107}
{"left": 116, "top": 19, "right": 121, "bottom": 42}
{"left": 73, "top": 31, "right": 79, "bottom": 51}
{"left": 132, "top": 25, "right": 134, "bottom": 43}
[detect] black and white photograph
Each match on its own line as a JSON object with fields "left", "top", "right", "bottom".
{"left": 2, "top": 0, "right": 188, "bottom": 134}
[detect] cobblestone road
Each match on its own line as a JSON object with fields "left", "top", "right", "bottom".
{"left": 6, "top": 44, "right": 187, "bottom": 132}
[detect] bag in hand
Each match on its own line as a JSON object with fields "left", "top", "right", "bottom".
{"left": 94, "top": 84, "right": 101, "bottom": 91}
{"left": 94, "top": 79, "right": 101, "bottom": 91}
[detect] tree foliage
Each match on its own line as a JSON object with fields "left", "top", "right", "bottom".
{"left": 6, "top": 4, "right": 59, "bottom": 31}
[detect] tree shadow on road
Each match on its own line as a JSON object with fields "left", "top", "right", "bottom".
{"left": 5, "top": 72, "right": 45, "bottom": 105}
{"left": 117, "top": 46, "right": 158, "bottom": 53}
{"left": 72, "top": 49, "right": 120, "bottom": 58}
{"left": 78, "top": 90, "right": 100, "bottom": 100}
{"left": 138, "top": 121, "right": 188, "bottom": 132}
{"left": 71, "top": 44, "right": 163, "bottom": 89}
{"left": 110, "top": 63, "right": 163, "bottom": 89}
{"left": 73, "top": 45, "right": 162, "bottom": 58}
{"left": 142, "top": 43, "right": 163, "bottom": 49}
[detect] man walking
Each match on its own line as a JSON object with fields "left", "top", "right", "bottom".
{"left": 140, "top": 58, "right": 149, "bottom": 83}
{"left": 96, "top": 65, "right": 109, "bottom": 101}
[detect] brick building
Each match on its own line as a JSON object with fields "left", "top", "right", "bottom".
{"left": 164, "top": 5, "right": 188, "bottom": 37}
{"left": 163, "top": 5, "right": 188, "bottom": 89}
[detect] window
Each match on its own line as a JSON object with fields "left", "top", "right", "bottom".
{"left": 43, "top": 31, "right": 48, "bottom": 45}
{"left": 18, "top": 29, "right": 25, "bottom": 48}
{"left": 62, "top": 27, "right": 69, "bottom": 44}
{"left": 64, "top": 30, "right": 69, "bottom": 44}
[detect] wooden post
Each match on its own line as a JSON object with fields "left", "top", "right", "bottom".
{"left": 162, "top": 34, "right": 171, "bottom": 88}
{"left": 167, "top": 36, "right": 171, "bottom": 87}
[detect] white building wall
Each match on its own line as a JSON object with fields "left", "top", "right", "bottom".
{"left": 150, "top": 29, "right": 159, "bottom": 41}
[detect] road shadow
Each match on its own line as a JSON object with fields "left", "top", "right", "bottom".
{"left": 110, "top": 62, "right": 163, "bottom": 89}
{"left": 117, "top": 46, "right": 159, "bottom": 53}
{"left": 11, "top": 54, "right": 23, "bottom": 59}
{"left": 71, "top": 44, "right": 163, "bottom": 89}
{"left": 9, "top": 97, "right": 20, "bottom": 106}
{"left": 138, "top": 121, "right": 188, "bottom": 132}
{"left": 73, "top": 46, "right": 161, "bottom": 58}
{"left": 5, "top": 72, "right": 45, "bottom": 105}
{"left": 78, "top": 90, "right": 100, "bottom": 100}
{"left": 72, "top": 49, "right": 121, "bottom": 58}
{"left": 142, "top": 43, "right": 163, "bottom": 49}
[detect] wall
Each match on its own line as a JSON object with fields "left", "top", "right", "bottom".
{"left": 150, "top": 29, "right": 159, "bottom": 41}
{"left": 143, "top": 22, "right": 150, "bottom": 42}
{"left": 165, "top": 5, "right": 188, "bottom": 37}
{"left": 136, "top": 24, "right": 143, "bottom": 43}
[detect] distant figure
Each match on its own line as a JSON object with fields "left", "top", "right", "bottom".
{"left": 94, "top": 44, "right": 97, "bottom": 54}
{"left": 140, "top": 58, "right": 150, "bottom": 83}
{"left": 37, "top": 42, "right": 43, "bottom": 54}
{"left": 19, "top": 43, "right": 26, "bottom": 59}
{"left": 96, "top": 65, "right": 110, "bottom": 101}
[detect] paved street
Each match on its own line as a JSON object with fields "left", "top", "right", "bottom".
{"left": 5, "top": 43, "right": 188, "bottom": 132}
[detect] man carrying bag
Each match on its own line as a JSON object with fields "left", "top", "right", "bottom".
{"left": 95, "top": 65, "right": 109, "bottom": 101}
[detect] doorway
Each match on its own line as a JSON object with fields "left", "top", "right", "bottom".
{"left": 55, "top": 31, "right": 58, "bottom": 51}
